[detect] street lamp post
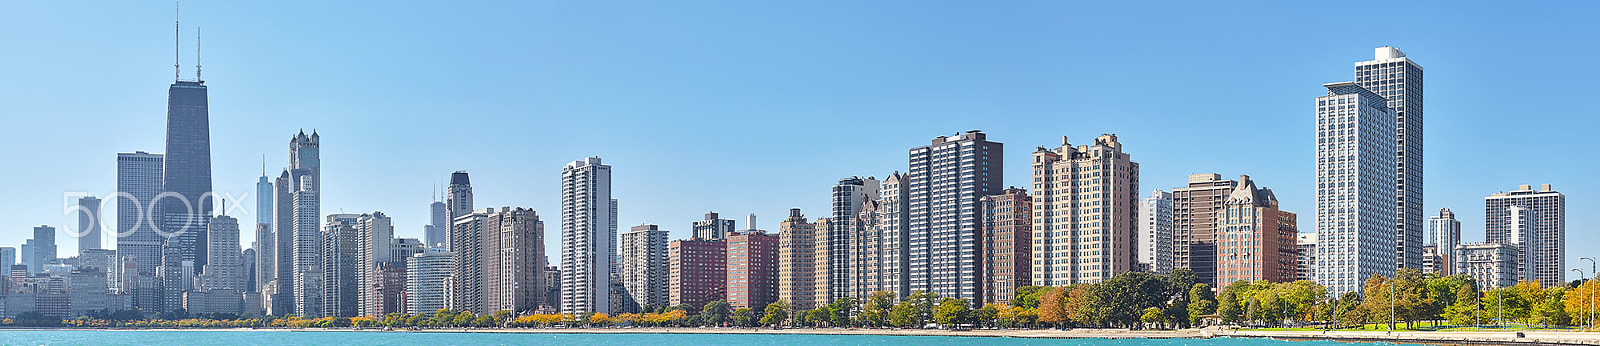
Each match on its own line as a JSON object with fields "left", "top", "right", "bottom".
{"left": 1575, "top": 269, "right": 1587, "bottom": 330}
{"left": 1583, "top": 257, "right": 1597, "bottom": 331}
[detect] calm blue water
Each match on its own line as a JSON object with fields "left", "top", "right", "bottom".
{"left": 0, "top": 330, "right": 1432, "bottom": 346}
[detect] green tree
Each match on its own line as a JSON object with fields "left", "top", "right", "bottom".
{"left": 827, "top": 297, "right": 858, "bottom": 327}
{"left": 702, "top": 300, "right": 731, "bottom": 326}
{"left": 731, "top": 308, "right": 755, "bottom": 327}
{"left": 760, "top": 301, "right": 789, "bottom": 327}
{"left": 1187, "top": 283, "right": 1217, "bottom": 327}
{"left": 1141, "top": 307, "right": 1165, "bottom": 328}
{"left": 1012, "top": 286, "right": 1050, "bottom": 309}
{"left": 973, "top": 304, "right": 999, "bottom": 328}
{"left": 1217, "top": 289, "right": 1242, "bottom": 323}
{"left": 860, "top": 291, "right": 895, "bottom": 327}
{"left": 933, "top": 298, "right": 971, "bottom": 328}
{"left": 889, "top": 299, "right": 921, "bottom": 328}
{"left": 1245, "top": 297, "right": 1261, "bottom": 325}
{"left": 1535, "top": 287, "right": 1570, "bottom": 326}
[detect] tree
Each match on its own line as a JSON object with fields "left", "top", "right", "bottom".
{"left": 804, "top": 309, "right": 829, "bottom": 327}
{"left": 827, "top": 297, "right": 858, "bottom": 327}
{"left": 730, "top": 308, "right": 754, "bottom": 327}
{"left": 1217, "top": 289, "right": 1241, "bottom": 324}
{"left": 760, "top": 301, "right": 788, "bottom": 327}
{"left": 1012, "top": 286, "right": 1049, "bottom": 309}
{"left": 1188, "top": 283, "right": 1217, "bottom": 327}
{"left": 933, "top": 298, "right": 971, "bottom": 328}
{"left": 860, "top": 291, "right": 895, "bottom": 327}
{"left": 1245, "top": 297, "right": 1261, "bottom": 325}
{"left": 1141, "top": 308, "right": 1165, "bottom": 329}
{"left": 973, "top": 304, "right": 999, "bottom": 328}
{"left": 1564, "top": 279, "right": 1598, "bottom": 326}
{"left": 702, "top": 300, "right": 731, "bottom": 326}
{"left": 1037, "top": 287, "right": 1067, "bottom": 327}
{"left": 1535, "top": 287, "right": 1570, "bottom": 326}
{"left": 1442, "top": 283, "right": 1482, "bottom": 325}
{"left": 889, "top": 297, "right": 928, "bottom": 328}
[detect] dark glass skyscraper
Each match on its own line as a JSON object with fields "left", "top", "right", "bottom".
{"left": 160, "top": 79, "right": 213, "bottom": 284}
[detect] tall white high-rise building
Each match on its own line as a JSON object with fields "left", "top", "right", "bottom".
{"left": 445, "top": 172, "right": 474, "bottom": 251}
{"left": 1485, "top": 184, "right": 1565, "bottom": 288}
{"left": 1314, "top": 82, "right": 1399, "bottom": 296}
{"left": 1031, "top": 134, "right": 1138, "bottom": 286}
{"left": 1137, "top": 189, "right": 1174, "bottom": 274}
{"left": 406, "top": 248, "right": 453, "bottom": 314}
{"left": 1355, "top": 47, "right": 1425, "bottom": 271}
{"left": 620, "top": 224, "right": 668, "bottom": 311}
{"left": 559, "top": 157, "right": 616, "bottom": 314}
{"left": 358, "top": 212, "right": 394, "bottom": 317}
{"left": 1426, "top": 208, "right": 1461, "bottom": 275}
{"left": 116, "top": 152, "right": 164, "bottom": 281}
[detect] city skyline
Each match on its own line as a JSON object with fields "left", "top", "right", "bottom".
{"left": 2, "top": 2, "right": 1596, "bottom": 281}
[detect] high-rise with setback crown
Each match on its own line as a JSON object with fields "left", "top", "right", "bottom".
{"left": 1031, "top": 134, "right": 1139, "bottom": 286}
{"left": 1355, "top": 47, "right": 1425, "bottom": 271}
{"left": 446, "top": 172, "right": 474, "bottom": 251}
{"left": 1314, "top": 82, "right": 1399, "bottom": 296}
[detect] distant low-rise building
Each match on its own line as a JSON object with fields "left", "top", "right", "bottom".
{"left": 1456, "top": 242, "right": 1519, "bottom": 289}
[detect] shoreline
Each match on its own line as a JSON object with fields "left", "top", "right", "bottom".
{"left": 7, "top": 326, "right": 1600, "bottom": 345}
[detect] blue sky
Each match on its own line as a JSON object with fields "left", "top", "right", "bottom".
{"left": 1, "top": 1, "right": 1595, "bottom": 278}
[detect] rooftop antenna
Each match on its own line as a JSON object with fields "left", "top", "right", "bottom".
{"left": 196, "top": 27, "right": 202, "bottom": 81}
{"left": 262, "top": 154, "right": 267, "bottom": 176}
{"left": 174, "top": 2, "right": 181, "bottom": 81}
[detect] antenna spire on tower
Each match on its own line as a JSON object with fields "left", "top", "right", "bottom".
{"left": 174, "top": 2, "right": 181, "bottom": 81}
{"left": 196, "top": 27, "right": 202, "bottom": 81}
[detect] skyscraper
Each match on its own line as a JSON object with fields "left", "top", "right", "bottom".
{"left": 1215, "top": 175, "right": 1297, "bottom": 284}
{"left": 445, "top": 172, "right": 473, "bottom": 251}
{"left": 1031, "top": 134, "right": 1138, "bottom": 286}
{"left": 160, "top": 74, "right": 214, "bottom": 277}
{"left": 692, "top": 212, "right": 736, "bottom": 241}
{"left": 669, "top": 237, "right": 726, "bottom": 309}
{"left": 876, "top": 172, "right": 911, "bottom": 298}
{"left": 406, "top": 249, "right": 453, "bottom": 314}
{"left": 29, "top": 226, "right": 57, "bottom": 275}
{"left": 620, "top": 224, "right": 668, "bottom": 311}
{"left": 77, "top": 196, "right": 103, "bottom": 252}
{"left": 0, "top": 247, "right": 14, "bottom": 269}
{"left": 1172, "top": 174, "right": 1237, "bottom": 288}
{"left": 322, "top": 214, "right": 361, "bottom": 317}
{"left": 488, "top": 207, "right": 545, "bottom": 315}
{"left": 1137, "top": 189, "right": 1174, "bottom": 275}
{"left": 980, "top": 187, "right": 1031, "bottom": 305}
{"left": 777, "top": 208, "right": 821, "bottom": 310}
{"left": 116, "top": 152, "right": 164, "bottom": 284}
{"left": 289, "top": 131, "right": 322, "bottom": 316}
{"left": 559, "top": 157, "right": 616, "bottom": 314}
{"left": 727, "top": 230, "right": 778, "bottom": 310}
{"left": 1314, "top": 81, "right": 1399, "bottom": 296}
{"left": 907, "top": 131, "right": 1002, "bottom": 303}
{"left": 198, "top": 213, "right": 243, "bottom": 292}
{"left": 1354, "top": 47, "right": 1425, "bottom": 271}
{"left": 1485, "top": 184, "right": 1565, "bottom": 288}
{"left": 846, "top": 198, "right": 885, "bottom": 300}
{"left": 358, "top": 212, "right": 394, "bottom": 317}
{"left": 1427, "top": 208, "right": 1461, "bottom": 275}
{"left": 254, "top": 170, "right": 274, "bottom": 293}
{"left": 829, "top": 177, "right": 878, "bottom": 302}
{"left": 449, "top": 209, "right": 490, "bottom": 314}
{"left": 426, "top": 194, "right": 447, "bottom": 249}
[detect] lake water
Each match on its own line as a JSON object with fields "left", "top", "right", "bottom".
{"left": 0, "top": 330, "right": 1431, "bottom": 346}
